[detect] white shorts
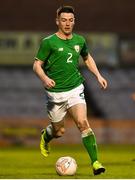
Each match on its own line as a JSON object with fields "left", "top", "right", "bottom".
{"left": 46, "top": 84, "right": 86, "bottom": 122}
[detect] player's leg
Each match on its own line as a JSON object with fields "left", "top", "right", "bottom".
{"left": 40, "top": 101, "right": 67, "bottom": 157}
{"left": 40, "top": 120, "right": 65, "bottom": 156}
{"left": 68, "top": 103, "right": 105, "bottom": 175}
{"left": 68, "top": 103, "right": 98, "bottom": 163}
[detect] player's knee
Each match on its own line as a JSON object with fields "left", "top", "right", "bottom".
{"left": 77, "top": 119, "right": 89, "bottom": 132}
{"left": 54, "top": 127, "right": 65, "bottom": 138}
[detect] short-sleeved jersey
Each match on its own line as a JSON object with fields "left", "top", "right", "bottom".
{"left": 35, "top": 33, "right": 88, "bottom": 92}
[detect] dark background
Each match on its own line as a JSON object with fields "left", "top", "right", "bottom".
{"left": 0, "top": 0, "right": 135, "bottom": 33}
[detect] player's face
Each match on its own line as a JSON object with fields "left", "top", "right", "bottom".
{"left": 56, "top": 13, "right": 75, "bottom": 35}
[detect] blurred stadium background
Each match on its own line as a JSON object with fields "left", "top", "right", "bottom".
{"left": 0, "top": 0, "right": 135, "bottom": 147}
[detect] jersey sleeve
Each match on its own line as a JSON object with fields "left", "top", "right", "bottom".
{"left": 35, "top": 38, "right": 51, "bottom": 61}
{"left": 80, "top": 39, "right": 89, "bottom": 58}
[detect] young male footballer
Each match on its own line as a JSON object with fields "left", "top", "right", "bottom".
{"left": 33, "top": 5, "right": 107, "bottom": 175}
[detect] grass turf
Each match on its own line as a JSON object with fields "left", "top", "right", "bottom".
{"left": 0, "top": 144, "right": 135, "bottom": 179}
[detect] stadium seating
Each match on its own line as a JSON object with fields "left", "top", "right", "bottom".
{"left": 0, "top": 67, "right": 135, "bottom": 120}
{"left": 0, "top": 67, "right": 48, "bottom": 118}
{"left": 81, "top": 67, "right": 135, "bottom": 120}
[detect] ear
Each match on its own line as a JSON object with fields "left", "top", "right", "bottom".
{"left": 56, "top": 18, "right": 59, "bottom": 25}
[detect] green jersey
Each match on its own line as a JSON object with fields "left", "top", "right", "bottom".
{"left": 35, "top": 33, "right": 88, "bottom": 92}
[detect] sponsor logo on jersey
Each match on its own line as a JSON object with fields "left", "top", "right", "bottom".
{"left": 58, "top": 47, "right": 64, "bottom": 51}
{"left": 74, "top": 45, "right": 80, "bottom": 52}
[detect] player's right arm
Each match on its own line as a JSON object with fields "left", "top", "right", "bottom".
{"left": 33, "top": 59, "right": 55, "bottom": 89}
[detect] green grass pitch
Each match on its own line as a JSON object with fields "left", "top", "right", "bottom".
{"left": 0, "top": 144, "right": 135, "bottom": 179}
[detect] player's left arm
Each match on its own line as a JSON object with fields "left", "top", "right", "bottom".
{"left": 82, "top": 53, "right": 108, "bottom": 89}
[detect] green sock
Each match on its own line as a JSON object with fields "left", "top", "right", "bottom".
{"left": 82, "top": 130, "right": 98, "bottom": 164}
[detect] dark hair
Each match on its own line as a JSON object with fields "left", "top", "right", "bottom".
{"left": 56, "top": 6, "right": 75, "bottom": 17}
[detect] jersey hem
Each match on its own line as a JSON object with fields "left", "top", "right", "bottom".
{"left": 45, "top": 82, "right": 84, "bottom": 93}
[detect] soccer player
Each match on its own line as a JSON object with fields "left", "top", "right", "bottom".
{"left": 33, "top": 6, "right": 107, "bottom": 175}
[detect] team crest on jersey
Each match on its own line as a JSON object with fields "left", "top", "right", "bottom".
{"left": 74, "top": 45, "right": 80, "bottom": 52}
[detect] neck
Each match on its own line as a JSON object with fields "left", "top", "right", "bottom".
{"left": 56, "top": 31, "right": 73, "bottom": 40}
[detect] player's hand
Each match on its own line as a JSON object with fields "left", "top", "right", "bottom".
{"left": 97, "top": 75, "right": 107, "bottom": 89}
{"left": 43, "top": 76, "right": 56, "bottom": 89}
